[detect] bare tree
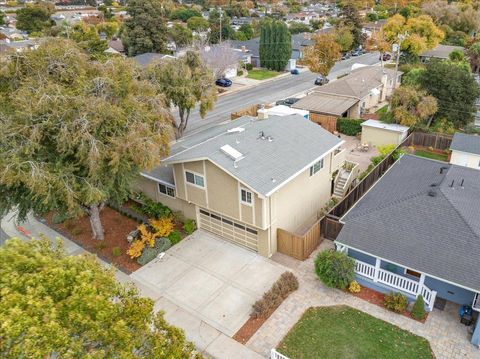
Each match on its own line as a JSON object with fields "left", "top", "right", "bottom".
{"left": 195, "top": 40, "right": 241, "bottom": 79}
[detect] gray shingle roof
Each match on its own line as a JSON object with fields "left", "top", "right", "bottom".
{"left": 292, "top": 92, "right": 358, "bottom": 115}
{"left": 336, "top": 155, "right": 480, "bottom": 292}
{"left": 451, "top": 132, "right": 480, "bottom": 156}
{"left": 161, "top": 114, "right": 342, "bottom": 196}
{"left": 420, "top": 44, "right": 464, "bottom": 59}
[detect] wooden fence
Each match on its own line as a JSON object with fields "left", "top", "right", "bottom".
{"left": 277, "top": 218, "right": 321, "bottom": 260}
{"left": 309, "top": 113, "right": 337, "bottom": 133}
{"left": 402, "top": 132, "right": 453, "bottom": 150}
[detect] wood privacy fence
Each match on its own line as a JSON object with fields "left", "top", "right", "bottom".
{"left": 277, "top": 218, "right": 321, "bottom": 260}
{"left": 402, "top": 132, "right": 453, "bottom": 150}
{"left": 309, "top": 113, "right": 337, "bottom": 133}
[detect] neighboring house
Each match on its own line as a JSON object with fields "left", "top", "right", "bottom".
{"left": 292, "top": 66, "right": 402, "bottom": 124}
{"left": 420, "top": 44, "right": 464, "bottom": 63}
{"left": 133, "top": 53, "right": 176, "bottom": 67}
{"left": 230, "top": 32, "right": 316, "bottom": 69}
{"left": 285, "top": 11, "right": 321, "bottom": 25}
{"left": 135, "top": 114, "right": 346, "bottom": 258}
{"left": 450, "top": 132, "right": 480, "bottom": 170}
{"left": 0, "top": 27, "right": 26, "bottom": 41}
{"left": 361, "top": 119, "right": 409, "bottom": 147}
{"left": 105, "top": 39, "right": 124, "bottom": 55}
{"left": 231, "top": 16, "right": 253, "bottom": 26}
{"left": 335, "top": 154, "right": 480, "bottom": 346}
{"left": 362, "top": 19, "right": 387, "bottom": 37}
{"left": 0, "top": 39, "right": 38, "bottom": 54}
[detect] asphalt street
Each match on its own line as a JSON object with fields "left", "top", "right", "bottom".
{"left": 183, "top": 51, "right": 380, "bottom": 137}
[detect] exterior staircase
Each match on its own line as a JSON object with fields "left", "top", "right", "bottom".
{"left": 333, "top": 161, "right": 360, "bottom": 198}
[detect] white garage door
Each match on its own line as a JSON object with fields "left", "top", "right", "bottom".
{"left": 198, "top": 208, "right": 258, "bottom": 252}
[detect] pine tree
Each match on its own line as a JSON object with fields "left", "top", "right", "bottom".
{"left": 411, "top": 295, "right": 426, "bottom": 320}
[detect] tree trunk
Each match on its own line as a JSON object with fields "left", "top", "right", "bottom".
{"left": 89, "top": 204, "right": 105, "bottom": 240}
{"left": 174, "top": 107, "right": 186, "bottom": 139}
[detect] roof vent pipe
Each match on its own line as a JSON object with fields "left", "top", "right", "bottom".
{"left": 450, "top": 180, "right": 454, "bottom": 188}
{"left": 461, "top": 179, "right": 464, "bottom": 187}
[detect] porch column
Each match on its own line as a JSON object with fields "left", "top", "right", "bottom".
{"left": 373, "top": 258, "right": 381, "bottom": 283}
{"left": 471, "top": 316, "right": 480, "bottom": 347}
{"left": 417, "top": 273, "right": 425, "bottom": 296}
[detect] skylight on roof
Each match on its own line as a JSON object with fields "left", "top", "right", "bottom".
{"left": 221, "top": 144, "right": 244, "bottom": 161}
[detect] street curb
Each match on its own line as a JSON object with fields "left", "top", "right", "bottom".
{"left": 217, "top": 71, "right": 293, "bottom": 98}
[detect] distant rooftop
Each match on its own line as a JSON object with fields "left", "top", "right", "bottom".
{"left": 451, "top": 132, "right": 480, "bottom": 156}
{"left": 361, "top": 119, "right": 409, "bottom": 133}
{"left": 420, "top": 44, "right": 464, "bottom": 59}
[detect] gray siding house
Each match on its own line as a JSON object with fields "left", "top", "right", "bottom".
{"left": 335, "top": 155, "right": 480, "bottom": 347}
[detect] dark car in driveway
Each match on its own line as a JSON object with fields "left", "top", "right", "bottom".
{"left": 215, "top": 78, "right": 232, "bottom": 87}
{"left": 276, "top": 98, "right": 300, "bottom": 107}
{"left": 379, "top": 53, "right": 392, "bottom": 61}
{"left": 341, "top": 52, "right": 351, "bottom": 60}
{"left": 351, "top": 49, "right": 363, "bottom": 56}
{"left": 314, "top": 76, "right": 329, "bottom": 86}
{"left": 290, "top": 68, "right": 300, "bottom": 75}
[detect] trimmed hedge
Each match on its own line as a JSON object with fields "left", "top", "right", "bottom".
{"left": 336, "top": 118, "right": 364, "bottom": 136}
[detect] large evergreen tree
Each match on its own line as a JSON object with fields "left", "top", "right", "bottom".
{"left": 0, "top": 39, "right": 172, "bottom": 240}
{"left": 0, "top": 238, "right": 201, "bottom": 358}
{"left": 121, "top": 0, "right": 169, "bottom": 56}
{"left": 259, "top": 20, "right": 291, "bottom": 71}
{"left": 340, "top": 3, "right": 364, "bottom": 49}
{"left": 420, "top": 60, "right": 479, "bottom": 127}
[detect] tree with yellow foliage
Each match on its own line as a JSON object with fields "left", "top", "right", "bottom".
{"left": 304, "top": 33, "right": 341, "bottom": 77}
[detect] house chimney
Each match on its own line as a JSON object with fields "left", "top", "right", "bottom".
{"left": 257, "top": 108, "right": 268, "bottom": 120}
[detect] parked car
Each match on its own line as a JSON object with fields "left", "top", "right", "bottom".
{"left": 215, "top": 78, "right": 232, "bottom": 87}
{"left": 276, "top": 98, "right": 300, "bottom": 107}
{"left": 341, "top": 52, "right": 351, "bottom": 60}
{"left": 351, "top": 49, "right": 363, "bottom": 56}
{"left": 314, "top": 76, "right": 329, "bottom": 86}
{"left": 290, "top": 68, "right": 300, "bottom": 75}
{"left": 379, "top": 53, "right": 392, "bottom": 61}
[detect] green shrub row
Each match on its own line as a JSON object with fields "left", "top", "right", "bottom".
{"left": 336, "top": 118, "right": 364, "bottom": 136}
{"left": 251, "top": 272, "right": 299, "bottom": 319}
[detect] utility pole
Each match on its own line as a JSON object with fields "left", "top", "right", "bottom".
{"left": 392, "top": 32, "right": 407, "bottom": 92}
{"left": 219, "top": 8, "right": 222, "bottom": 43}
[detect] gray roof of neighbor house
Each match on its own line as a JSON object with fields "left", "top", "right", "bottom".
{"left": 133, "top": 53, "right": 176, "bottom": 66}
{"left": 314, "top": 66, "right": 399, "bottom": 100}
{"left": 336, "top": 154, "right": 480, "bottom": 292}
{"left": 450, "top": 132, "right": 480, "bottom": 156}
{"left": 420, "top": 44, "right": 464, "bottom": 59}
{"left": 292, "top": 92, "right": 358, "bottom": 116}
{"left": 151, "top": 114, "right": 342, "bottom": 196}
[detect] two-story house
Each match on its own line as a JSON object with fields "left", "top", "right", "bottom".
{"left": 136, "top": 114, "right": 346, "bottom": 257}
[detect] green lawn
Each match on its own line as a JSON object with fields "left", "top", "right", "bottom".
{"left": 414, "top": 149, "right": 449, "bottom": 162}
{"left": 246, "top": 69, "right": 281, "bottom": 80}
{"left": 277, "top": 306, "right": 434, "bottom": 359}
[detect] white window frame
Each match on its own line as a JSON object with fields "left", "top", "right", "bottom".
{"left": 240, "top": 188, "right": 253, "bottom": 206}
{"left": 185, "top": 170, "right": 205, "bottom": 188}
{"left": 309, "top": 158, "right": 324, "bottom": 177}
{"left": 158, "top": 183, "right": 175, "bottom": 198}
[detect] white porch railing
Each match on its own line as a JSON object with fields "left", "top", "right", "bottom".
{"left": 354, "top": 259, "right": 437, "bottom": 310}
{"left": 271, "top": 349, "right": 290, "bottom": 359}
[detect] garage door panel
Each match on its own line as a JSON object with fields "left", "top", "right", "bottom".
{"left": 198, "top": 208, "right": 258, "bottom": 252}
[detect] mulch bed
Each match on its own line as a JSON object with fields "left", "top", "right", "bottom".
{"left": 44, "top": 207, "right": 141, "bottom": 274}
{"left": 350, "top": 286, "right": 428, "bottom": 323}
{"left": 233, "top": 316, "right": 268, "bottom": 344}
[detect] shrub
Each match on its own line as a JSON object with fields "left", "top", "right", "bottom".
{"left": 137, "top": 237, "right": 171, "bottom": 265}
{"left": 411, "top": 295, "right": 426, "bottom": 320}
{"left": 251, "top": 271, "right": 299, "bottom": 319}
{"left": 138, "top": 224, "right": 156, "bottom": 247}
{"left": 168, "top": 230, "right": 182, "bottom": 245}
{"left": 384, "top": 292, "right": 408, "bottom": 313}
{"left": 137, "top": 197, "right": 172, "bottom": 219}
{"left": 112, "top": 246, "right": 121, "bottom": 257}
{"left": 348, "top": 280, "right": 361, "bottom": 293}
{"left": 246, "top": 63, "right": 253, "bottom": 71}
{"left": 237, "top": 69, "right": 243, "bottom": 76}
{"left": 183, "top": 219, "right": 197, "bottom": 235}
{"left": 52, "top": 212, "right": 69, "bottom": 224}
{"left": 150, "top": 217, "right": 174, "bottom": 237}
{"left": 336, "top": 118, "right": 364, "bottom": 136}
{"left": 127, "top": 239, "right": 145, "bottom": 259}
{"left": 314, "top": 250, "right": 355, "bottom": 289}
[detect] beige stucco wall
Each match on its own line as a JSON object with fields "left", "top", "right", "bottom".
{"left": 269, "top": 151, "right": 335, "bottom": 254}
{"left": 347, "top": 103, "right": 360, "bottom": 118}
{"left": 331, "top": 148, "right": 347, "bottom": 173}
{"left": 361, "top": 126, "right": 405, "bottom": 147}
{"left": 133, "top": 176, "right": 197, "bottom": 220}
{"left": 450, "top": 150, "right": 480, "bottom": 170}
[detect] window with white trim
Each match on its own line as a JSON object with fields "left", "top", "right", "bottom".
{"left": 158, "top": 183, "right": 175, "bottom": 197}
{"left": 309, "top": 158, "right": 324, "bottom": 176}
{"left": 240, "top": 189, "right": 252, "bottom": 205}
{"left": 185, "top": 171, "right": 205, "bottom": 187}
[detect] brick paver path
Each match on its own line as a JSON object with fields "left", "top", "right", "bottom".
{"left": 247, "top": 241, "right": 480, "bottom": 359}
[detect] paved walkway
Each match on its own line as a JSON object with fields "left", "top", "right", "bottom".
{"left": 247, "top": 240, "right": 480, "bottom": 359}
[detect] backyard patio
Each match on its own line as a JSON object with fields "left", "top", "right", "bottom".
{"left": 339, "top": 134, "right": 380, "bottom": 172}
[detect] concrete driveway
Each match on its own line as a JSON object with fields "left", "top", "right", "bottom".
{"left": 131, "top": 230, "right": 286, "bottom": 337}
